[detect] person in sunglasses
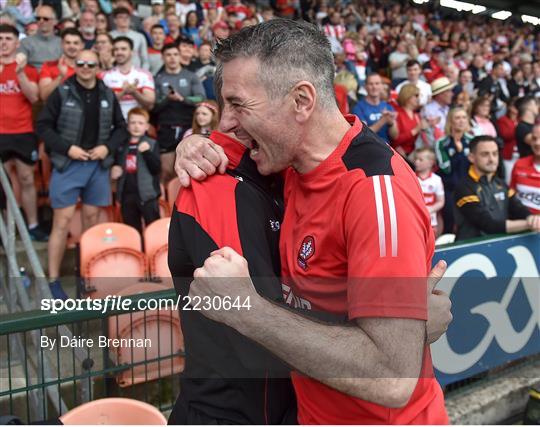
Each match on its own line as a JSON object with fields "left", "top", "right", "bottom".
{"left": 17, "top": 5, "right": 61, "bottom": 71}
{"left": 36, "top": 49, "right": 128, "bottom": 300}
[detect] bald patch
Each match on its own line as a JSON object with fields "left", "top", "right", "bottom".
{"left": 36, "top": 5, "right": 57, "bottom": 20}
{"left": 77, "top": 50, "right": 99, "bottom": 61}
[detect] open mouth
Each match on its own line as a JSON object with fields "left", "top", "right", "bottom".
{"left": 250, "top": 139, "right": 260, "bottom": 155}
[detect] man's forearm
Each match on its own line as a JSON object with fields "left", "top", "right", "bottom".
{"left": 230, "top": 295, "right": 422, "bottom": 407}
{"left": 39, "top": 76, "right": 62, "bottom": 101}
{"left": 132, "top": 91, "right": 155, "bottom": 110}
{"left": 505, "top": 219, "right": 529, "bottom": 233}
{"left": 369, "top": 117, "right": 386, "bottom": 133}
{"left": 17, "top": 72, "right": 38, "bottom": 103}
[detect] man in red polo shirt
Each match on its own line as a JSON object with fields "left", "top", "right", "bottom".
{"left": 0, "top": 24, "right": 49, "bottom": 241}
{"left": 174, "top": 20, "right": 450, "bottom": 424}
{"left": 510, "top": 124, "right": 540, "bottom": 214}
{"left": 39, "top": 28, "right": 83, "bottom": 100}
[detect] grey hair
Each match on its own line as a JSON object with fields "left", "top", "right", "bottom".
{"left": 213, "top": 19, "right": 337, "bottom": 110}
{"left": 36, "top": 4, "right": 58, "bottom": 20}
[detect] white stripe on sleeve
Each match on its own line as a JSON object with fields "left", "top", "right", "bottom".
{"left": 372, "top": 176, "right": 386, "bottom": 257}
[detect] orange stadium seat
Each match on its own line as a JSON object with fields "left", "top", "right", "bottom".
{"left": 143, "top": 218, "right": 171, "bottom": 282}
{"left": 80, "top": 222, "right": 147, "bottom": 298}
{"left": 108, "top": 282, "right": 184, "bottom": 387}
{"left": 166, "top": 177, "right": 181, "bottom": 211}
{"left": 60, "top": 397, "right": 167, "bottom": 424}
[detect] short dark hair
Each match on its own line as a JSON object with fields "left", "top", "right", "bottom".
{"left": 161, "top": 42, "right": 178, "bottom": 54}
{"left": 0, "top": 24, "right": 19, "bottom": 37}
{"left": 177, "top": 35, "right": 194, "bottom": 46}
{"left": 470, "top": 135, "right": 498, "bottom": 153}
{"left": 113, "top": 35, "right": 133, "bottom": 50}
{"left": 492, "top": 60, "right": 504, "bottom": 70}
{"left": 60, "top": 27, "right": 83, "bottom": 42}
{"left": 516, "top": 95, "right": 536, "bottom": 117}
{"left": 214, "top": 19, "right": 336, "bottom": 110}
{"left": 366, "top": 72, "right": 381, "bottom": 83}
{"left": 113, "top": 7, "right": 131, "bottom": 17}
{"left": 406, "top": 59, "right": 420, "bottom": 68}
{"left": 151, "top": 24, "right": 165, "bottom": 32}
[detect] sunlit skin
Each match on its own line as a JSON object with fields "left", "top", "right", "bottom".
{"left": 219, "top": 57, "right": 300, "bottom": 175}
{"left": 435, "top": 89, "right": 453, "bottom": 106}
{"left": 0, "top": 31, "right": 18, "bottom": 58}
{"left": 79, "top": 11, "right": 96, "bottom": 33}
{"left": 451, "top": 110, "right": 469, "bottom": 134}
{"left": 94, "top": 34, "right": 112, "bottom": 55}
{"left": 468, "top": 140, "right": 499, "bottom": 177}
{"left": 128, "top": 113, "right": 150, "bottom": 138}
{"left": 198, "top": 44, "right": 212, "bottom": 63}
{"left": 62, "top": 34, "right": 84, "bottom": 60}
{"left": 163, "top": 47, "right": 181, "bottom": 72}
{"left": 35, "top": 5, "right": 56, "bottom": 35}
{"left": 74, "top": 50, "right": 99, "bottom": 84}
{"left": 475, "top": 101, "right": 491, "bottom": 119}
{"left": 531, "top": 126, "right": 540, "bottom": 160}
{"left": 195, "top": 106, "right": 214, "bottom": 128}
{"left": 113, "top": 40, "right": 131, "bottom": 66}
{"left": 151, "top": 27, "right": 166, "bottom": 48}
{"left": 414, "top": 152, "right": 434, "bottom": 177}
{"left": 114, "top": 12, "right": 131, "bottom": 32}
{"left": 406, "top": 63, "right": 421, "bottom": 83}
{"left": 365, "top": 74, "right": 383, "bottom": 100}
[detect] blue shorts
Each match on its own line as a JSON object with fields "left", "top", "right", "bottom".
{"left": 49, "top": 160, "right": 111, "bottom": 209}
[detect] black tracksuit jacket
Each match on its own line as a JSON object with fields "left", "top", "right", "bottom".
{"left": 167, "top": 132, "right": 297, "bottom": 424}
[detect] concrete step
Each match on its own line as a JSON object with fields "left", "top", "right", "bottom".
{"left": 445, "top": 357, "right": 540, "bottom": 424}
{"left": 0, "top": 240, "right": 77, "bottom": 279}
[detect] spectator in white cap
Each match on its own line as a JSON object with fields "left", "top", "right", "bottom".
{"left": 151, "top": 0, "right": 165, "bottom": 20}
{"left": 423, "top": 76, "right": 455, "bottom": 133}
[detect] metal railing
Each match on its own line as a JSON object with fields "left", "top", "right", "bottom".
{"left": 0, "top": 288, "right": 182, "bottom": 423}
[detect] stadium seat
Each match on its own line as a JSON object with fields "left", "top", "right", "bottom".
{"left": 80, "top": 223, "right": 147, "bottom": 298}
{"left": 143, "top": 218, "right": 172, "bottom": 282}
{"left": 166, "top": 178, "right": 181, "bottom": 211}
{"left": 108, "top": 282, "right": 184, "bottom": 387}
{"left": 59, "top": 397, "right": 167, "bottom": 424}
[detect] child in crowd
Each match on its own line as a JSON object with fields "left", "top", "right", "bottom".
{"left": 111, "top": 108, "right": 161, "bottom": 234}
{"left": 413, "top": 147, "right": 445, "bottom": 237}
{"left": 182, "top": 100, "right": 220, "bottom": 139}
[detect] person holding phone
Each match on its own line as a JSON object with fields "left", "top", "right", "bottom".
{"left": 153, "top": 43, "right": 206, "bottom": 184}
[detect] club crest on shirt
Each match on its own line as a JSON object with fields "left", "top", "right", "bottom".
{"left": 297, "top": 235, "right": 315, "bottom": 270}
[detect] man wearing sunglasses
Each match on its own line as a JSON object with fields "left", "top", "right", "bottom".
{"left": 36, "top": 50, "right": 128, "bottom": 300}
{"left": 18, "top": 5, "right": 61, "bottom": 71}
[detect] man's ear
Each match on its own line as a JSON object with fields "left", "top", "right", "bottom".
{"left": 291, "top": 81, "right": 316, "bottom": 123}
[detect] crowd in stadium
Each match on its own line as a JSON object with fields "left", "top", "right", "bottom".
{"left": 1, "top": 0, "right": 540, "bottom": 298}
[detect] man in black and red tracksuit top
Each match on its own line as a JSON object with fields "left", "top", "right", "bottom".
{"left": 167, "top": 131, "right": 297, "bottom": 424}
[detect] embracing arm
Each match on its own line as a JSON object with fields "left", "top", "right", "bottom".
{"left": 191, "top": 248, "right": 450, "bottom": 408}
{"left": 231, "top": 294, "right": 424, "bottom": 407}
